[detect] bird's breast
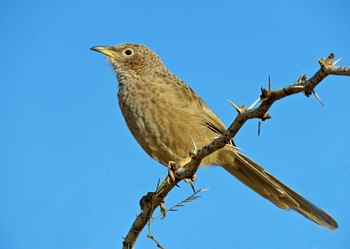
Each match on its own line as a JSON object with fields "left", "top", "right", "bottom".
{"left": 117, "top": 79, "right": 214, "bottom": 165}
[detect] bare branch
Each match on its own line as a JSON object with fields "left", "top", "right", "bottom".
{"left": 122, "top": 53, "right": 350, "bottom": 249}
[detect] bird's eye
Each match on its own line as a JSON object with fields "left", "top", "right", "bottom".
{"left": 124, "top": 49, "right": 133, "bottom": 56}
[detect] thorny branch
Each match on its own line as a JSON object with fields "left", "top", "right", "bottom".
{"left": 122, "top": 53, "right": 350, "bottom": 249}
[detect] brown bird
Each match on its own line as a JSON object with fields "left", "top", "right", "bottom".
{"left": 91, "top": 43, "right": 337, "bottom": 230}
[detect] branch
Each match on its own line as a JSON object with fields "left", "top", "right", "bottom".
{"left": 122, "top": 53, "right": 350, "bottom": 249}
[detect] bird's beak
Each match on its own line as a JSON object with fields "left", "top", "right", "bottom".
{"left": 90, "top": 46, "right": 114, "bottom": 57}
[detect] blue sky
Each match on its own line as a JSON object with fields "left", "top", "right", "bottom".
{"left": 1, "top": 1, "right": 350, "bottom": 249}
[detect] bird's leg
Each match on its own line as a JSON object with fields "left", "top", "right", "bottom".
{"left": 159, "top": 200, "right": 167, "bottom": 218}
{"left": 167, "top": 161, "right": 178, "bottom": 183}
{"left": 178, "top": 156, "right": 197, "bottom": 183}
{"left": 167, "top": 157, "right": 190, "bottom": 183}
{"left": 167, "top": 156, "right": 197, "bottom": 183}
{"left": 178, "top": 156, "right": 192, "bottom": 167}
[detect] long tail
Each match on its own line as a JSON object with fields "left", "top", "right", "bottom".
{"left": 219, "top": 149, "right": 338, "bottom": 230}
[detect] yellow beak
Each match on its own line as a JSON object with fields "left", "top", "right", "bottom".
{"left": 90, "top": 46, "right": 114, "bottom": 57}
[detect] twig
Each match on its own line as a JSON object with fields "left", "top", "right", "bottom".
{"left": 147, "top": 234, "right": 166, "bottom": 249}
{"left": 122, "top": 53, "right": 350, "bottom": 249}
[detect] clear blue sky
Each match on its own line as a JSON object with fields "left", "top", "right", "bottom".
{"left": 1, "top": 1, "right": 349, "bottom": 249}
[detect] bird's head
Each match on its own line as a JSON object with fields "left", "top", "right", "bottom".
{"left": 91, "top": 43, "right": 164, "bottom": 76}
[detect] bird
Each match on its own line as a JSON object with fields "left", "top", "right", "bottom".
{"left": 90, "top": 43, "right": 337, "bottom": 230}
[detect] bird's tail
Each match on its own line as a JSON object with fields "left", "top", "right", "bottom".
{"left": 218, "top": 148, "right": 338, "bottom": 230}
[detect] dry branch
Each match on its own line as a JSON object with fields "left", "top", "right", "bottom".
{"left": 122, "top": 53, "right": 350, "bottom": 249}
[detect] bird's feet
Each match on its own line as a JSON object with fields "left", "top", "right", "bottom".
{"left": 167, "top": 156, "right": 197, "bottom": 183}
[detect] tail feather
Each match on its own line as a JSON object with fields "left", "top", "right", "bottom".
{"left": 220, "top": 149, "right": 338, "bottom": 230}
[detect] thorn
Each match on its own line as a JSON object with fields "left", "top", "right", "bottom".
{"left": 227, "top": 99, "right": 246, "bottom": 113}
{"left": 318, "top": 58, "right": 326, "bottom": 67}
{"left": 235, "top": 146, "right": 244, "bottom": 151}
{"left": 248, "top": 97, "right": 261, "bottom": 110}
{"left": 228, "top": 144, "right": 244, "bottom": 151}
{"left": 191, "top": 138, "right": 197, "bottom": 151}
{"left": 297, "top": 74, "right": 307, "bottom": 83}
{"left": 312, "top": 90, "right": 325, "bottom": 107}
{"left": 257, "top": 113, "right": 271, "bottom": 136}
{"left": 333, "top": 57, "right": 342, "bottom": 66}
{"left": 259, "top": 77, "right": 272, "bottom": 103}
{"left": 268, "top": 76, "right": 272, "bottom": 91}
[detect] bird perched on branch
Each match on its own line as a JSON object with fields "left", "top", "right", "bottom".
{"left": 91, "top": 43, "right": 337, "bottom": 230}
